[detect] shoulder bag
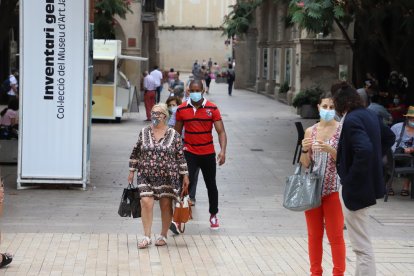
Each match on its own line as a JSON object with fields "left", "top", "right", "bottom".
{"left": 283, "top": 163, "right": 322, "bottom": 212}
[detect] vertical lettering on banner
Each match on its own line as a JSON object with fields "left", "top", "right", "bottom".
{"left": 43, "top": 0, "right": 67, "bottom": 119}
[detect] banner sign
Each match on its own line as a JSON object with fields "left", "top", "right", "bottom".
{"left": 21, "top": 0, "right": 87, "bottom": 179}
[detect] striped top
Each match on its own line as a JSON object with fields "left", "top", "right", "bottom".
{"left": 175, "top": 99, "right": 222, "bottom": 155}
{"left": 310, "top": 123, "right": 342, "bottom": 197}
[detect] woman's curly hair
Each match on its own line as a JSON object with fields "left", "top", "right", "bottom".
{"left": 332, "top": 82, "right": 364, "bottom": 115}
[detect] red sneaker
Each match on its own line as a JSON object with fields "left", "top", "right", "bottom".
{"left": 210, "top": 214, "right": 219, "bottom": 230}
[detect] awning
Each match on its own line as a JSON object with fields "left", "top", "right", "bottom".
{"left": 118, "top": 54, "right": 148, "bottom": 61}
{"left": 94, "top": 56, "right": 115, "bottom": 61}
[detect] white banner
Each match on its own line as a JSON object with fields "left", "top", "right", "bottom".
{"left": 21, "top": 0, "right": 86, "bottom": 179}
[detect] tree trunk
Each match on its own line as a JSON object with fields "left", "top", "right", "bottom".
{"left": 333, "top": 18, "right": 354, "bottom": 52}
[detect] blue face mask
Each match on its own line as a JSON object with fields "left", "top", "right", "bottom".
{"left": 319, "top": 108, "right": 336, "bottom": 122}
{"left": 190, "top": 92, "right": 203, "bottom": 102}
{"left": 168, "top": 106, "right": 178, "bottom": 114}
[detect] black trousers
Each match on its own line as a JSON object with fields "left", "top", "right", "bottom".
{"left": 184, "top": 151, "right": 218, "bottom": 215}
{"left": 156, "top": 86, "right": 162, "bottom": 103}
{"left": 228, "top": 80, "right": 234, "bottom": 95}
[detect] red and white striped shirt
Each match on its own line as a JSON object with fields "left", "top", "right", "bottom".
{"left": 176, "top": 99, "right": 222, "bottom": 155}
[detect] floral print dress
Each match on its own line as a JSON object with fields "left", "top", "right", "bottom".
{"left": 129, "top": 126, "right": 188, "bottom": 200}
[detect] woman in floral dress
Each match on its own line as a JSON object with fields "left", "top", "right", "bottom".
{"left": 128, "top": 103, "right": 189, "bottom": 249}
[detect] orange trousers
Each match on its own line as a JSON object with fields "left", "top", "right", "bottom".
{"left": 305, "top": 192, "right": 346, "bottom": 276}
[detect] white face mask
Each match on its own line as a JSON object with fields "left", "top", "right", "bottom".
{"left": 169, "top": 106, "right": 178, "bottom": 114}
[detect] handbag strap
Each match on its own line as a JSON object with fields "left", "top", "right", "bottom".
{"left": 396, "top": 121, "right": 406, "bottom": 148}
{"left": 295, "top": 163, "right": 302, "bottom": 175}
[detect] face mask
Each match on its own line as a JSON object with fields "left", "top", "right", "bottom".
{"left": 169, "top": 106, "right": 178, "bottom": 114}
{"left": 190, "top": 92, "right": 203, "bottom": 102}
{"left": 408, "top": 121, "right": 414, "bottom": 128}
{"left": 319, "top": 108, "right": 336, "bottom": 122}
{"left": 394, "top": 99, "right": 400, "bottom": 105}
{"left": 151, "top": 117, "right": 161, "bottom": 126}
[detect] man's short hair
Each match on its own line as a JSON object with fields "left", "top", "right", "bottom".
{"left": 189, "top": 79, "right": 204, "bottom": 90}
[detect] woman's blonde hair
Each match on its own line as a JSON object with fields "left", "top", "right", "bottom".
{"left": 152, "top": 103, "right": 170, "bottom": 122}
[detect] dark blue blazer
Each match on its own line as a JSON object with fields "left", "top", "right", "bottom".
{"left": 336, "top": 108, "right": 396, "bottom": 211}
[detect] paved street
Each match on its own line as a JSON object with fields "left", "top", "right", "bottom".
{"left": 1, "top": 78, "right": 414, "bottom": 275}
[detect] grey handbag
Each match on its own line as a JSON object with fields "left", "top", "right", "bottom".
{"left": 283, "top": 163, "right": 322, "bottom": 212}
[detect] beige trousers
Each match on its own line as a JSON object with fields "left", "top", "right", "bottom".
{"left": 340, "top": 189, "right": 376, "bottom": 276}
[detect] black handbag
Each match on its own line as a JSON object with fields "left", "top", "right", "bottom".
{"left": 118, "top": 183, "right": 141, "bottom": 218}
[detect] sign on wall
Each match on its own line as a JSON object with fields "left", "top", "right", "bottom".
{"left": 20, "top": 0, "right": 87, "bottom": 179}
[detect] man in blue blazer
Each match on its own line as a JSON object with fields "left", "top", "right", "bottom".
{"left": 334, "top": 84, "right": 395, "bottom": 276}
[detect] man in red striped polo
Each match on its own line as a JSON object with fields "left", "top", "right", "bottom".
{"left": 175, "top": 80, "right": 227, "bottom": 229}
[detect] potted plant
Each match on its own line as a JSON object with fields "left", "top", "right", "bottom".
{"left": 292, "top": 86, "right": 323, "bottom": 118}
{"left": 279, "top": 81, "right": 290, "bottom": 94}
{"left": 277, "top": 81, "right": 290, "bottom": 102}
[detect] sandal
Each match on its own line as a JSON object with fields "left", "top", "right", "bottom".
{"left": 138, "top": 236, "right": 152, "bottom": 249}
{"left": 401, "top": 189, "right": 410, "bottom": 196}
{"left": 388, "top": 188, "right": 395, "bottom": 196}
{"left": 155, "top": 235, "right": 167, "bottom": 247}
{"left": 0, "top": 253, "right": 13, "bottom": 268}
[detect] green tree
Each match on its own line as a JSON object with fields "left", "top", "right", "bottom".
{"left": 94, "top": 0, "right": 132, "bottom": 39}
{"left": 288, "top": 0, "right": 414, "bottom": 71}
{"left": 222, "top": 0, "right": 263, "bottom": 38}
{"left": 224, "top": 0, "right": 414, "bottom": 85}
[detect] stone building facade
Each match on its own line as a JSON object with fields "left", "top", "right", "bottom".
{"left": 234, "top": 0, "right": 353, "bottom": 104}
{"left": 158, "top": 0, "right": 236, "bottom": 72}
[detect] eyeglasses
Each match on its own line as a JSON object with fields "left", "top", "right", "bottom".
{"left": 151, "top": 111, "right": 165, "bottom": 117}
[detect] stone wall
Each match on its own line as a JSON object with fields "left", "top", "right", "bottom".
{"left": 234, "top": 0, "right": 354, "bottom": 105}
{"left": 158, "top": 29, "right": 232, "bottom": 72}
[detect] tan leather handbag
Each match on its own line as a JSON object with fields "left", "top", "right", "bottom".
{"left": 173, "top": 196, "right": 192, "bottom": 230}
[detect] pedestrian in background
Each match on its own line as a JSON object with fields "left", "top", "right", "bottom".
{"left": 166, "top": 96, "right": 182, "bottom": 128}
{"left": 128, "top": 104, "right": 189, "bottom": 249}
{"left": 150, "top": 66, "right": 163, "bottom": 104}
{"left": 205, "top": 69, "right": 212, "bottom": 94}
{"left": 367, "top": 94, "right": 393, "bottom": 126}
{"left": 168, "top": 72, "right": 184, "bottom": 98}
{"left": 175, "top": 80, "right": 227, "bottom": 229}
{"left": 227, "top": 64, "right": 235, "bottom": 96}
{"left": 334, "top": 83, "right": 395, "bottom": 276}
{"left": 167, "top": 68, "right": 176, "bottom": 88}
{"left": 142, "top": 71, "right": 157, "bottom": 122}
{"left": 300, "top": 92, "right": 345, "bottom": 276}
{"left": 6, "top": 68, "right": 18, "bottom": 102}
{"left": 389, "top": 106, "right": 414, "bottom": 196}
{"left": 0, "top": 98, "right": 19, "bottom": 139}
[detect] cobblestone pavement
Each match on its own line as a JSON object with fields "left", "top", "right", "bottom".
{"left": 1, "top": 78, "right": 414, "bottom": 275}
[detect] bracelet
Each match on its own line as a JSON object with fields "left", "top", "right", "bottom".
{"left": 301, "top": 149, "right": 309, "bottom": 154}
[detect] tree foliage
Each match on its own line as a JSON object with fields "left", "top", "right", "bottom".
{"left": 94, "top": 0, "right": 132, "bottom": 39}
{"left": 287, "top": 0, "right": 352, "bottom": 37}
{"left": 222, "top": 0, "right": 263, "bottom": 38}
